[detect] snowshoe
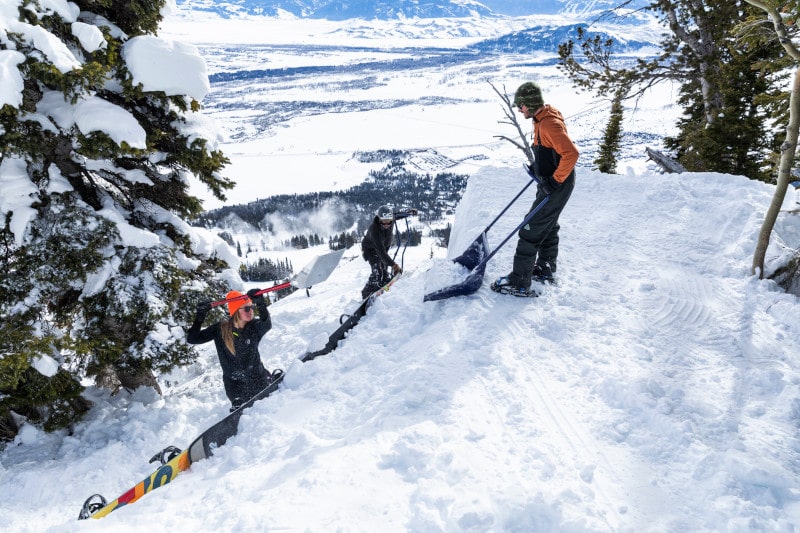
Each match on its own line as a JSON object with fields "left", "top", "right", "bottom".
{"left": 490, "top": 276, "right": 539, "bottom": 298}
{"left": 532, "top": 263, "right": 555, "bottom": 284}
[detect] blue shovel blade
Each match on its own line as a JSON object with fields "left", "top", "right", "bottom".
{"left": 423, "top": 232, "right": 490, "bottom": 302}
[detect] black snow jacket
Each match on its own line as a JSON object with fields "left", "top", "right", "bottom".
{"left": 187, "top": 299, "right": 272, "bottom": 405}
{"left": 361, "top": 216, "right": 394, "bottom": 265}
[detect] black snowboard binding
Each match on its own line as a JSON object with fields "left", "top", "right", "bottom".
{"left": 148, "top": 445, "right": 182, "bottom": 465}
{"left": 78, "top": 493, "right": 107, "bottom": 520}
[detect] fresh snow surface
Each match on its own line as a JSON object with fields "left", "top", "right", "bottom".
{"left": 2, "top": 165, "right": 800, "bottom": 532}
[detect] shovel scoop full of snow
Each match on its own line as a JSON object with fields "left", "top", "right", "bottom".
{"left": 423, "top": 232, "right": 489, "bottom": 301}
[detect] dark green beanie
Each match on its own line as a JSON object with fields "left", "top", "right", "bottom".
{"left": 514, "top": 82, "right": 544, "bottom": 109}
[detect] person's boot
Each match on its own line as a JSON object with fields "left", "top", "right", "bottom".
{"left": 532, "top": 261, "right": 555, "bottom": 283}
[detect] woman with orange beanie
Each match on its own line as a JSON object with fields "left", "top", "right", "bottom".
{"left": 187, "top": 288, "right": 281, "bottom": 411}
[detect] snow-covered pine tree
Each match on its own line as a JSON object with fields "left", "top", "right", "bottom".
{"left": 0, "top": 0, "right": 234, "bottom": 441}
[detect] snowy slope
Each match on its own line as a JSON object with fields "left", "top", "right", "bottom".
{"left": 2, "top": 165, "right": 800, "bottom": 532}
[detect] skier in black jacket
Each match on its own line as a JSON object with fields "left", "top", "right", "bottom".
{"left": 361, "top": 205, "right": 402, "bottom": 300}
{"left": 188, "top": 288, "right": 280, "bottom": 411}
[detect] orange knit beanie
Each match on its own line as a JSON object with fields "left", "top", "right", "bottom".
{"left": 225, "top": 291, "right": 251, "bottom": 316}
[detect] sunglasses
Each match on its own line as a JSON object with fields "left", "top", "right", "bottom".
{"left": 241, "top": 306, "right": 256, "bottom": 313}
{"left": 380, "top": 220, "right": 393, "bottom": 226}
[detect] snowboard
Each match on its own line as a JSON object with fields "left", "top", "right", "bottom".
{"left": 85, "top": 448, "right": 191, "bottom": 519}
{"left": 186, "top": 372, "right": 285, "bottom": 462}
{"left": 302, "top": 272, "right": 402, "bottom": 361}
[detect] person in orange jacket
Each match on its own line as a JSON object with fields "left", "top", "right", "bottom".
{"left": 493, "top": 81, "right": 579, "bottom": 296}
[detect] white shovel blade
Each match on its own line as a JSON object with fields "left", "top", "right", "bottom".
{"left": 293, "top": 249, "right": 345, "bottom": 289}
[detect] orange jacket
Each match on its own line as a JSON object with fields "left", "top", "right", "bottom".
{"left": 532, "top": 105, "right": 580, "bottom": 184}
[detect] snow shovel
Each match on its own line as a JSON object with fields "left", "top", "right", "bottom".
{"left": 423, "top": 167, "right": 547, "bottom": 302}
{"left": 292, "top": 248, "right": 346, "bottom": 290}
{"left": 207, "top": 248, "right": 345, "bottom": 308}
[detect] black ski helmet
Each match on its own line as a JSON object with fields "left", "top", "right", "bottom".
{"left": 377, "top": 205, "right": 394, "bottom": 223}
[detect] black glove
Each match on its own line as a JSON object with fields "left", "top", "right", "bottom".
{"left": 539, "top": 175, "right": 561, "bottom": 196}
{"left": 195, "top": 301, "right": 212, "bottom": 315}
{"left": 248, "top": 288, "right": 269, "bottom": 319}
{"left": 247, "top": 288, "right": 264, "bottom": 301}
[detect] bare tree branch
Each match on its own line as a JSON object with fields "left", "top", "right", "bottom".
{"left": 488, "top": 81, "right": 534, "bottom": 164}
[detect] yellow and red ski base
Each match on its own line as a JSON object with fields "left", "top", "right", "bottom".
{"left": 90, "top": 449, "right": 191, "bottom": 519}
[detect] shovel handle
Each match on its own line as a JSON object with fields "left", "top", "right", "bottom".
{"left": 482, "top": 165, "right": 539, "bottom": 235}
{"left": 208, "top": 281, "right": 293, "bottom": 308}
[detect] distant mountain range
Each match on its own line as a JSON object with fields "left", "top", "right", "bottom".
{"left": 175, "top": 0, "right": 650, "bottom": 19}
{"left": 469, "top": 23, "right": 653, "bottom": 54}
